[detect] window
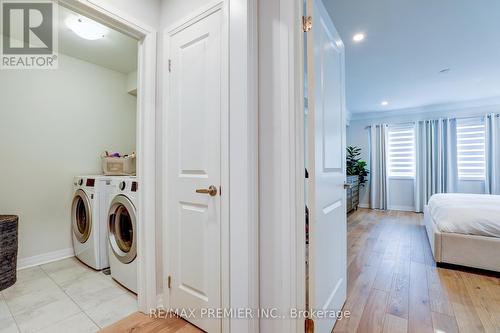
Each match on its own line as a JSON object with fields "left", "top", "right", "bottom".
{"left": 457, "top": 118, "right": 486, "bottom": 180}
{"left": 388, "top": 124, "right": 416, "bottom": 178}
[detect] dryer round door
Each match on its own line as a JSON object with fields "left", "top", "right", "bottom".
{"left": 108, "top": 195, "right": 137, "bottom": 264}
{"left": 72, "top": 189, "right": 92, "bottom": 243}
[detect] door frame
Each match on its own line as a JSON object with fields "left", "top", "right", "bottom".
{"left": 58, "top": 0, "right": 158, "bottom": 313}
{"left": 161, "top": 1, "right": 259, "bottom": 333}
{"left": 163, "top": 2, "right": 229, "bottom": 331}
{"left": 258, "top": 0, "right": 307, "bottom": 332}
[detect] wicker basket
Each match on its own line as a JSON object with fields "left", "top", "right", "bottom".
{"left": 102, "top": 156, "right": 136, "bottom": 176}
{"left": 0, "top": 215, "right": 18, "bottom": 291}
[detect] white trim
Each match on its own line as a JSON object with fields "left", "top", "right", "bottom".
{"left": 136, "top": 30, "right": 158, "bottom": 314}
{"left": 357, "top": 203, "right": 370, "bottom": 209}
{"left": 221, "top": 2, "right": 231, "bottom": 331}
{"left": 17, "top": 248, "right": 74, "bottom": 270}
{"left": 292, "top": 0, "right": 306, "bottom": 331}
{"left": 228, "top": 0, "right": 259, "bottom": 332}
{"left": 387, "top": 205, "right": 415, "bottom": 212}
{"left": 65, "top": 0, "right": 156, "bottom": 37}
{"left": 59, "top": 0, "right": 158, "bottom": 314}
{"left": 259, "top": 0, "right": 305, "bottom": 332}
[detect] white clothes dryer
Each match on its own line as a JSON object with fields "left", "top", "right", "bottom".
{"left": 107, "top": 176, "right": 138, "bottom": 293}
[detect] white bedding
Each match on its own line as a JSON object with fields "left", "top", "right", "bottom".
{"left": 428, "top": 193, "right": 500, "bottom": 238}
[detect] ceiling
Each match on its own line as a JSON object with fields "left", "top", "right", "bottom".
{"left": 58, "top": 5, "right": 137, "bottom": 74}
{"left": 323, "top": 0, "right": 500, "bottom": 114}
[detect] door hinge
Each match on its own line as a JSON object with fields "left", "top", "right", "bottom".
{"left": 168, "top": 59, "right": 172, "bottom": 73}
{"left": 305, "top": 318, "right": 314, "bottom": 333}
{"left": 167, "top": 275, "right": 172, "bottom": 289}
{"left": 302, "top": 16, "right": 312, "bottom": 32}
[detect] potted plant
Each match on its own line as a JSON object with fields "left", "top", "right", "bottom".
{"left": 346, "top": 146, "right": 369, "bottom": 187}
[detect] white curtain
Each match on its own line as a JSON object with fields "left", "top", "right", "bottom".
{"left": 414, "top": 118, "right": 458, "bottom": 212}
{"left": 369, "top": 124, "right": 388, "bottom": 209}
{"left": 485, "top": 113, "right": 500, "bottom": 194}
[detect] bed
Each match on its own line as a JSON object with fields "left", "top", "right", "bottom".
{"left": 424, "top": 193, "right": 500, "bottom": 272}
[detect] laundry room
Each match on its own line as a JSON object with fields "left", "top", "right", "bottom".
{"left": 0, "top": 3, "right": 140, "bottom": 332}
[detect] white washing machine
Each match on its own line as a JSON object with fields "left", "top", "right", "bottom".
{"left": 107, "top": 176, "right": 138, "bottom": 293}
{"left": 71, "top": 175, "right": 116, "bottom": 270}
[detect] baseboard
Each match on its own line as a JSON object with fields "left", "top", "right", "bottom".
{"left": 356, "top": 203, "right": 415, "bottom": 212}
{"left": 17, "top": 247, "right": 75, "bottom": 270}
{"left": 387, "top": 205, "right": 415, "bottom": 212}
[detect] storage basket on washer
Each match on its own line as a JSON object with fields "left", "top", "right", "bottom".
{"left": 102, "top": 154, "right": 136, "bottom": 176}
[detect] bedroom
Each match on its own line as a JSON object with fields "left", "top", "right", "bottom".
{"left": 328, "top": 0, "right": 500, "bottom": 332}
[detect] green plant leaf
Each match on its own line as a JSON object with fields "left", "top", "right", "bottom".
{"left": 346, "top": 146, "right": 369, "bottom": 186}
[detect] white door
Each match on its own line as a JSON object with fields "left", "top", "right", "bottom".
{"left": 305, "top": 0, "right": 347, "bottom": 331}
{"left": 167, "top": 8, "right": 223, "bottom": 333}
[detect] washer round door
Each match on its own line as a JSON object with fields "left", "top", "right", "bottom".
{"left": 72, "top": 189, "right": 92, "bottom": 243}
{"left": 108, "top": 195, "right": 137, "bottom": 264}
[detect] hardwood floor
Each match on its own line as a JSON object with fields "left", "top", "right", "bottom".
{"left": 99, "top": 312, "right": 202, "bottom": 333}
{"left": 333, "top": 208, "right": 500, "bottom": 333}
{"left": 100, "top": 208, "right": 499, "bottom": 333}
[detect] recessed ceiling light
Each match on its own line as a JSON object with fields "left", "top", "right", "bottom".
{"left": 381, "top": 101, "right": 389, "bottom": 106}
{"left": 353, "top": 33, "right": 365, "bottom": 42}
{"left": 66, "top": 16, "right": 108, "bottom": 40}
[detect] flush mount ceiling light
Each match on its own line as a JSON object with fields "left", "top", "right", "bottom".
{"left": 381, "top": 101, "right": 389, "bottom": 106}
{"left": 66, "top": 16, "right": 108, "bottom": 40}
{"left": 352, "top": 33, "right": 365, "bottom": 42}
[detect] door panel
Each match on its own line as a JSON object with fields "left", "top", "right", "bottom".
{"left": 179, "top": 202, "right": 209, "bottom": 300}
{"left": 322, "top": 31, "right": 343, "bottom": 170}
{"left": 178, "top": 35, "right": 211, "bottom": 176}
{"left": 167, "top": 8, "right": 222, "bottom": 333}
{"left": 306, "top": 0, "right": 347, "bottom": 332}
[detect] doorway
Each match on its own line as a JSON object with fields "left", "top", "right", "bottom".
{"left": 0, "top": 1, "right": 158, "bottom": 330}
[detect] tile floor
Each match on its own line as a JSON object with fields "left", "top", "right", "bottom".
{"left": 0, "top": 257, "right": 137, "bottom": 333}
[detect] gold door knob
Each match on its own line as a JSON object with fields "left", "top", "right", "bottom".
{"left": 196, "top": 185, "right": 218, "bottom": 197}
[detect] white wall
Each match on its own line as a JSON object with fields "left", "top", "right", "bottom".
{"left": 0, "top": 54, "right": 136, "bottom": 263}
{"left": 160, "top": 0, "right": 210, "bottom": 28}
{"left": 347, "top": 100, "right": 498, "bottom": 211}
{"left": 93, "top": 0, "right": 161, "bottom": 29}
{"left": 127, "top": 70, "right": 138, "bottom": 95}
